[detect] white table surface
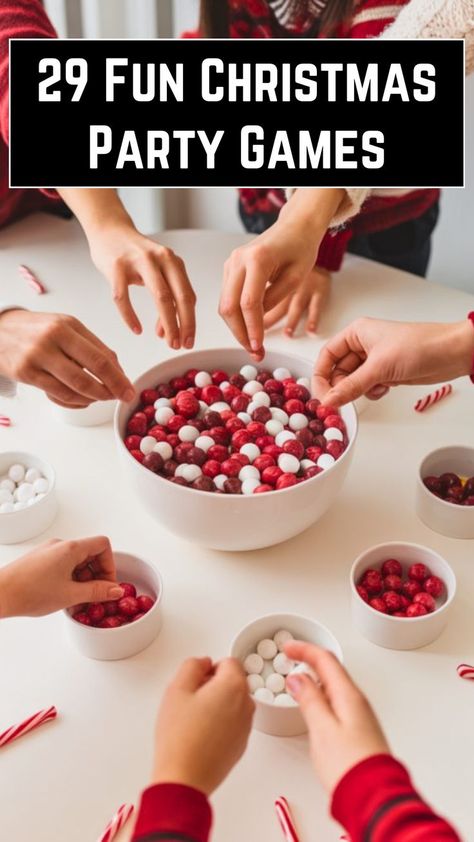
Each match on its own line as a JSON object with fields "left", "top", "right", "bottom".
{"left": 0, "top": 215, "right": 473, "bottom": 842}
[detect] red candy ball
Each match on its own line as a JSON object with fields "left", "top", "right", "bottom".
{"left": 406, "top": 603, "right": 428, "bottom": 617}
{"left": 402, "top": 579, "right": 422, "bottom": 600}
{"left": 381, "top": 558, "right": 403, "bottom": 577}
{"left": 423, "top": 576, "right": 444, "bottom": 598}
{"left": 127, "top": 412, "right": 147, "bottom": 436}
{"left": 369, "top": 597, "right": 387, "bottom": 614}
{"left": 118, "top": 596, "right": 140, "bottom": 617}
{"left": 253, "top": 484, "right": 273, "bottom": 493}
{"left": 362, "top": 569, "right": 383, "bottom": 595}
{"left": 262, "top": 466, "right": 283, "bottom": 485}
{"left": 119, "top": 582, "right": 137, "bottom": 598}
{"left": 73, "top": 612, "right": 92, "bottom": 625}
{"left": 382, "top": 591, "right": 403, "bottom": 613}
{"left": 87, "top": 603, "right": 105, "bottom": 624}
{"left": 383, "top": 574, "right": 402, "bottom": 592}
{"left": 140, "top": 388, "right": 159, "bottom": 405}
{"left": 202, "top": 459, "right": 222, "bottom": 478}
{"left": 276, "top": 473, "right": 297, "bottom": 490}
{"left": 356, "top": 585, "right": 369, "bottom": 603}
{"left": 408, "top": 563, "right": 430, "bottom": 582}
{"left": 207, "top": 445, "right": 228, "bottom": 463}
{"left": 98, "top": 616, "right": 122, "bottom": 628}
{"left": 413, "top": 592, "right": 436, "bottom": 613}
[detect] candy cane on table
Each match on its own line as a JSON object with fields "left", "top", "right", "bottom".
{"left": 457, "top": 663, "right": 474, "bottom": 681}
{"left": 0, "top": 705, "right": 57, "bottom": 748}
{"left": 97, "top": 803, "right": 135, "bottom": 842}
{"left": 0, "top": 414, "right": 11, "bottom": 427}
{"left": 414, "top": 384, "right": 452, "bottom": 413}
{"left": 18, "top": 264, "right": 47, "bottom": 294}
{"left": 275, "top": 796, "right": 300, "bottom": 842}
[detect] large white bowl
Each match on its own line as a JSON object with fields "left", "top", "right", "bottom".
{"left": 0, "top": 451, "right": 58, "bottom": 544}
{"left": 63, "top": 551, "right": 163, "bottom": 661}
{"left": 230, "top": 612, "right": 343, "bottom": 737}
{"left": 114, "top": 348, "right": 357, "bottom": 551}
{"left": 351, "top": 542, "right": 456, "bottom": 650}
{"left": 416, "top": 446, "right": 474, "bottom": 539}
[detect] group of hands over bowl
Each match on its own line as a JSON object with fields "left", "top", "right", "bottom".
{"left": 1, "top": 187, "right": 473, "bottom": 412}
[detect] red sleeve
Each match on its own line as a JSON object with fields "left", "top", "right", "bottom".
{"left": 0, "top": 0, "right": 57, "bottom": 144}
{"left": 132, "top": 783, "right": 212, "bottom": 842}
{"left": 331, "top": 754, "right": 460, "bottom": 842}
{"left": 315, "top": 227, "right": 354, "bottom": 272}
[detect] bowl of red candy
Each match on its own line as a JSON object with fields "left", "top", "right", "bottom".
{"left": 416, "top": 446, "right": 474, "bottom": 539}
{"left": 350, "top": 542, "right": 456, "bottom": 649}
{"left": 114, "top": 349, "right": 357, "bottom": 550}
{"left": 64, "top": 551, "right": 163, "bottom": 660}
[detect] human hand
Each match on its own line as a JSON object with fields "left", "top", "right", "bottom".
{"left": 312, "top": 318, "right": 474, "bottom": 407}
{"left": 152, "top": 657, "right": 255, "bottom": 795}
{"left": 264, "top": 267, "right": 331, "bottom": 337}
{"left": 89, "top": 223, "right": 196, "bottom": 349}
{"left": 0, "top": 309, "right": 134, "bottom": 407}
{"left": 285, "top": 642, "right": 390, "bottom": 793}
{"left": 0, "top": 536, "right": 123, "bottom": 618}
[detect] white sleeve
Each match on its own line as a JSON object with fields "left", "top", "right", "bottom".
{"left": 0, "top": 305, "right": 25, "bottom": 397}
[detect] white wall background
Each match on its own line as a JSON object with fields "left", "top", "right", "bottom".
{"left": 44, "top": 0, "right": 473, "bottom": 293}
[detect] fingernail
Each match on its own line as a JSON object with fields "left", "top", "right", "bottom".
{"left": 185, "top": 337, "right": 194, "bottom": 349}
{"left": 107, "top": 586, "right": 124, "bottom": 598}
{"left": 285, "top": 328, "right": 293, "bottom": 337}
{"left": 286, "top": 676, "right": 302, "bottom": 698}
{"left": 123, "top": 388, "right": 135, "bottom": 402}
{"left": 250, "top": 339, "right": 260, "bottom": 351}
{"left": 172, "top": 339, "right": 180, "bottom": 350}
{"left": 307, "top": 324, "right": 316, "bottom": 334}
{"left": 133, "top": 326, "right": 141, "bottom": 335}
{"left": 371, "top": 384, "right": 388, "bottom": 397}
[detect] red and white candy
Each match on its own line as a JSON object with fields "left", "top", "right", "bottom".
{"left": 275, "top": 796, "right": 300, "bottom": 842}
{"left": 0, "top": 705, "right": 57, "bottom": 748}
{"left": 97, "top": 803, "right": 134, "bottom": 842}
{"left": 357, "top": 559, "right": 446, "bottom": 619}
{"left": 18, "top": 264, "right": 47, "bottom": 294}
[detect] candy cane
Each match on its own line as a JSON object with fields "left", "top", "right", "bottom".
{"left": 457, "top": 663, "right": 474, "bottom": 681}
{"left": 0, "top": 415, "right": 11, "bottom": 427}
{"left": 97, "top": 804, "right": 134, "bottom": 842}
{"left": 18, "top": 264, "right": 47, "bottom": 294}
{"left": 414, "top": 384, "right": 452, "bottom": 413}
{"left": 275, "top": 796, "right": 300, "bottom": 842}
{"left": 0, "top": 705, "right": 57, "bottom": 748}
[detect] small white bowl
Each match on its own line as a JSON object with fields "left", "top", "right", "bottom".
{"left": 416, "top": 446, "right": 474, "bottom": 539}
{"left": 51, "top": 400, "right": 116, "bottom": 427}
{"left": 0, "top": 451, "right": 57, "bottom": 544}
{"left": 351, "top": 542, "right": 456, "bottom": 650}
{"left": 230, "top": 612, "right": 343, "bottom": 737}
{"left": 63, "top": 551, "right": 163, "bottom": 660}
{"left": 114, "top": 348, "right": 358, "bottom": 551}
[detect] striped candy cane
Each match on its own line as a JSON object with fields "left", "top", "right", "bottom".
{"left": 0, "top": 705, "right": 57, "bottom": 748}
{"left": 457, "top": 663, "right": 474, "bottom": 681}
{"left": 0, "top": 415, "right": 11, "bottom": 427}
{"left": 414, "top": 384, "right": 452, "bottom": 413}
{"left": 275, "top": 796, "right": 300, "bottom": 842}
{"left": 97, "top": 804, "right": 134, "bottom": 842}
{"left": 18, "top": 264, "right": 47, "bottom": 294}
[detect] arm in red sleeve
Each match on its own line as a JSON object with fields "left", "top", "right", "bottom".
{"left": 132, "top": 783, "right": 212, "bottom": 842}
{"left": 331, "top": 754, "right": 460, "bottom": 842}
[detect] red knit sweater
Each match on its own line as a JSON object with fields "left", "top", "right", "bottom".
{"left": 131, "top": 754, "right": 460, "bottom": 841}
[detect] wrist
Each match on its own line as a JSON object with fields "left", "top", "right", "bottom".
{"left": 450, "top": 320, "right": 474, "bottom": 378}
{"left": 282, "top": 188, "right": 345, "bottom": 236}
{"left": 151, "top": 764, "right": 212, "bottom": 797}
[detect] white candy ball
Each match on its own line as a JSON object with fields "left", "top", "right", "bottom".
{"left": 273, "top": 653, "right": 295, "bottom": 675}
{"left": 300, "top": 459, "right": 316, "bottom": 471}
{"left": 240, "top": 364, "right": 258, "bottom": 381}
{"left": 243, "top": 380, "right": 263, "bottom": 396}
{"left": 0, "top": 478, "right": 15, "bottom": 492}
{"left": 195, "top": 371, "right": 212, "bottom": 387}
{"left": 237, "top": 412, "right": 251, "bottom": 425}
{"left": 197, "top": 401, "right": 208, "bottom": 418}
{"left": 195, "top": 435, "right": 214, "bottom": 453}
{"left": 155, "top": 407, "right": 174, "bottom": 426}
{"left": 240, "top": 443, "right": 260, "bottom": 463}
{"left": 324, "top": 427, "right": 344, "bottom": 442}
{"left": 0, "top": 489, "right": 13, "bottom": 504}
{"left": 297, "top": 377, "right": 310, "bottom": 388}
{"left": 0, "top": 502, "right": 14, "bottom": 513}
{"left": 273, "top": 629, "right": 294, "bottom": 651}
{"left": 140, "top": 435, "right": 157, "bottom": 455}
{"left": 273, "top": 367, "right": 291, "bottom": 381}
{"left": 288, "top": 662, "right": 318, "bottom": 682}
{"left": 241, "top": 478, "right": 261, "bottom": 495}
{"left": 213, "top": 474, "right": 227, "bottom": 491}
{"left": 275, "top": 430, "right": 296, "bottom": 447}
{"left": 25, "top": 468, "right": 41, "bottom": 484}
{"left": 33, "top": 478, "right": 49, "bottom": 495}
{"left": 317, "top": 453, "right": 336, "bottom": 470}
{"left": 289, "top": 413, "right": 309, "bottom": 431}
{"left": 181, "top": 464, "right": 202, "bottom": 483}
{"left": 13, "top": 501, "right": 27, "bottom": 511}
{"left": 244, "top": 653, "right": 264, "bottom": 675}
{"left": 178, "top": 425, "right": 200, "bottom": 443}
{"left": 274, "top": 693, "right": 297, "bottom": 707}
{"left": 252, "top": 391, "right": 270, "bottom": 407}
{"left": 265, "top": 673, "right": 285, "bottom": 693}
{"left": 174, "top": 464, "right": 186, "bottom": 478}
{"left": 254, "top": 687, "right": 274, "bottom": 704}
{"left": 271, "top": 407, "right": 289, "bottom": 425}
{"left": 246, "top": 401, "right": 258, "bottom": 416}
{"left": 247, "top": 674, "right": 264, "bottom": 693}
{"left": 261, "top": 661, "right": 274, "bottom": 681}
{"left": 154, "top": 397, "right": 172, "bottom": 408}
{"left": 239, "top": 465, "right": 260, "bottom": 481}
{"left": 153, "top": 441, "right": 173, "bottom": 461}
{"left": 16, "top": 483, "right": 35, "bottom": 502}
{"left": 8, "top": 464, "right": 25, "bottom": 483}
{"left": 265, "top": 419, "right": 283, "bottom": 437}
{"left": 220, "top": 381, "right": 230, "bottom": 391}
{"left": 278, "top": 454, "right": 300, "bottom": 474}
{"left": 257, "top": 638, "right": 278, "bottom": 660}
{"left": 27, "top": 497, "right": 38, "bottom": 507}
{"left": 209, "top": 402, "right": 230, "bottom": 413}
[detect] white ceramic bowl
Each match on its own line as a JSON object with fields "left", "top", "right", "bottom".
{"left": 230, "top": 612, "right": 343, "bottom": 737}
{"left": 416, "top": 446, "right": 474, "bottom": 539}
{"left": 0, "top": 451, "right": 58, "bottom": 544}
{"left": 351, "top": 542, "right": 456, "bottom": 650}
{"left": 63, "top": 551, "right": 163, "bottom": 660}
{"left": 114, "top": 348, "right": 357, "bottom": 551}
{"left": 52, "top": 400, "right": 116, "bottom": 427}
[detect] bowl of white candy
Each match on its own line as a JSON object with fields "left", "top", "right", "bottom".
{"left": 0, "top": 451, "right": 57, "bottom": 544}
{"left": 231, "top": 612, "right": 343, "bottom": 736}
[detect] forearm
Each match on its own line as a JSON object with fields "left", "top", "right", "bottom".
{"left": 281, "top": 188, "right": 346, "bottom": 234}
{"left": 0, "top": 566, "right": 16, "bottom": 619}
{"left": 57, "top": 189, "right": 133, "bottom": 241}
